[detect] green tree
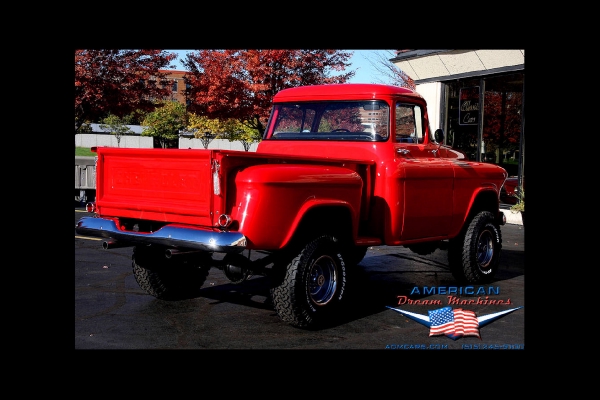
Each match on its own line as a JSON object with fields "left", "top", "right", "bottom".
{"left": 142, "top": 100, "right": 187, "bottom": 148}
{"left": 222, "top": 119, "right": 262, "bottom": 151}
{"left": 99, "top": 113, "right": 134, "bottom": 147}
{"left": 186, "top": 113, "right": 227, "bottom": 149}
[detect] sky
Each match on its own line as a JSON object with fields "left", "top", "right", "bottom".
{"left": 164, "top": 50, "right": 396, "bottom": 84}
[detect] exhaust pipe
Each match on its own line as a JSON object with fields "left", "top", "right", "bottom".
{"left": 102, "top": 240, "right": 134, "bottom": 250}
{"left": 165, "top": 248, "right": 202, "bottom": 258}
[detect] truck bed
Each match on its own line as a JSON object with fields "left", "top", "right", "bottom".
{"left": 94, "top": 147, "right": 215, "bottom": 226}
{"left": 93, "top": 146, "right": 376, "bottom": 229}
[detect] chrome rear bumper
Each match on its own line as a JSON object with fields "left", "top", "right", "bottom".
{"left": 75, "top": 217, "right": 247, "bottom": 253}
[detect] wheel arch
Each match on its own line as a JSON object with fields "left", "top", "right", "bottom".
{"left": 282, "top": 202, "right": 356, "bottom": 250}
{"left": 458, "top": 189, "right": 501, "bottom": 233}
{"left": 469, "top": 189, "right": 500, "bottom": 218}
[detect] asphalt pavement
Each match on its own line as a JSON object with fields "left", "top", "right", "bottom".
{"left": 75, "top": 208, "right": 524, "bottom": 350}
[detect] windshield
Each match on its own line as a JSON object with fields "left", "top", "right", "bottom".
{"left": 265, "top": 100, "right": 390, "bottom": 141}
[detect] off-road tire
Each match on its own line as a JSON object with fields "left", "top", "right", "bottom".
{"left": 270, "top": 235, "right": 348, "bottom": 329}
{"left": 132, "top": 246, "right": 210, "bottom": 300}
{"left": 448, "top": 211, "right": 502, "bottom": 284}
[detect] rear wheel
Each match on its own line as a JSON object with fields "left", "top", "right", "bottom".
{"left": 448, "top": 211, "right": 502, "bottom": 284}
{"left": 132, "top": 246, "right": 211, "bottom": 300}
{"left": 270, "top": 235, "right": 348, "bottom": 329}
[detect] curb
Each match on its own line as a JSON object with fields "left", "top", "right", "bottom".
{"left": 504, "top": 210, "right": 523, "bottom": 226}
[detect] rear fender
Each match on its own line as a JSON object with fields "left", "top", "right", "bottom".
{"left": 230, "top": 163, "right": 363, "bottom": 250}
{"left": 280, "top": 200, "right": 358, "bottom": 249}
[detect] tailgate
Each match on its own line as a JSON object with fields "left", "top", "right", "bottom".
{"left": 94, "top": 147, "right": 215, "bottom": 226}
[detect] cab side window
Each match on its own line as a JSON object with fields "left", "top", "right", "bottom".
{"left": 395, "top": 104, "right": 424, "bottom": 144}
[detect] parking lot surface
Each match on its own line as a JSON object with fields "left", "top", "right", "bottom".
{"left": 75, "top": 209, "right": 524, "bottom": 350}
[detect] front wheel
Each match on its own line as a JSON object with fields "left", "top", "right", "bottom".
{"left": 448, "top": 211, "right": 502, "bottom": 284}
{"left": 270, "top": 235, "right": 348, "bottom": 329}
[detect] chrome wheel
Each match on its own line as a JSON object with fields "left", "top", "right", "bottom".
{"left": 476, "top": 229, "right": 495, "bottom": 271}
{"left": 308, "top": 255, "right": 337, "bottom": 305}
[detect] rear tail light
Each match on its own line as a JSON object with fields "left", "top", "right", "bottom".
{"left": 85, "top": 202, "right": 96, "bottom": 213}
{"left": 212, "top": 160, "right": 221, "bottom": 195}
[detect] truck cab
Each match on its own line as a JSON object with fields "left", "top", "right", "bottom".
{"left": 258, "top": 84, "right": 506, "bottom": 245}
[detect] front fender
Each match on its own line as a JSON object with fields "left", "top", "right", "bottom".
{"left": 450, "top": 186, "right": 501, "bottom": 238}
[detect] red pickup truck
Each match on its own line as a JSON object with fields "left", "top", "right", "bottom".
{"left": 76, "top": 83, "right": 508, "bottom": 328}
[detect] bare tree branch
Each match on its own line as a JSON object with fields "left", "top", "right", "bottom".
{"left": 360, "top": 50, "right": 416, "bottom": 90}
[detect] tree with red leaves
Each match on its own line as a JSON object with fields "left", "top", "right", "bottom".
{"left": 74, "top": 49, "right": 178, "bottom": 136}
{"left": 182, "top": 50, "right": 355, "bottom": 137}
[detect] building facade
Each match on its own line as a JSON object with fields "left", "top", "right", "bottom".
{"left": 159, "top": 69, "right": 188, "bottom": 104}
{"left": 391, "top": 50, "right": 525, "bottom": 190}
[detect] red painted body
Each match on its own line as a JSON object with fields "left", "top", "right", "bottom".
{"left": 91, "top": 84, "right": 507, "bottom": 251}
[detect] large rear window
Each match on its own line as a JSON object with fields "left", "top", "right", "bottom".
{"left": 265, "top": 101, "right": 390, "bottom": 141}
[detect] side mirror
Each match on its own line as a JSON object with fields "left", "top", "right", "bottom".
{"left": 433, "top": 128, "right": 444, "bottom": 144}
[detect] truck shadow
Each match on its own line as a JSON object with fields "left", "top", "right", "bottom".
{"left": 191, "top": 247, "right": 524, "bottom": 330}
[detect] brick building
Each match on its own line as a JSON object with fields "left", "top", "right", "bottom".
{"left": 159, "top": 70, "right": 188, "bottom": 105}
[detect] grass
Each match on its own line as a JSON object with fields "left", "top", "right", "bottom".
{"left": 75, "top": 147, "right": 95, "bottom": 157}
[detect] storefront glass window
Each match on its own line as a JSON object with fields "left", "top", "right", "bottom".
{"left": 444, "top": 72, "right": 524, "bottom": 204}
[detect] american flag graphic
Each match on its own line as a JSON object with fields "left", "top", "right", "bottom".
{"left": 428, "top": 306, "right": 480, "bottom": 339}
